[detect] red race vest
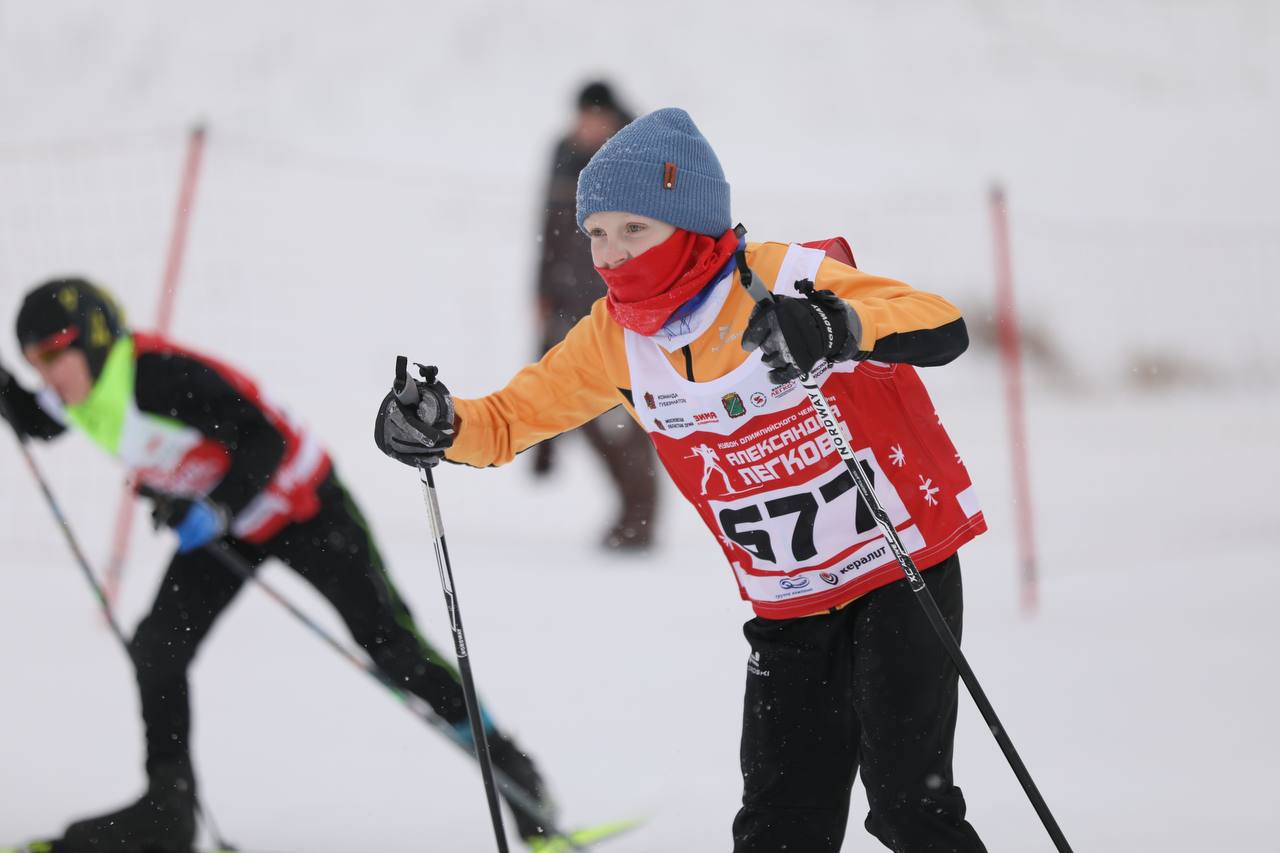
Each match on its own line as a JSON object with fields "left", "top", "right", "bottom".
{"left": 130, "top": 334, "right": 331, "bottom": 543}
{"left": 625, "top": 243, "right": 985, "bottom": 618}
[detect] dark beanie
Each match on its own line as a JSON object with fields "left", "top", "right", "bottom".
{"left": 16, "top": 278, "right": 127, "bottom": 379}
{"left": 578, "top": 81, "right": 618, "bottom": 111}
{"left": 577, "top": 80, "right": 633, "bottom": 124}
{"left": 575, "top": 107, "right": 731, "bottom": 237}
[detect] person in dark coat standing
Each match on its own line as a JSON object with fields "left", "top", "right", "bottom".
{"left": 532, "top": 81, "right": 659, "bottom": 551}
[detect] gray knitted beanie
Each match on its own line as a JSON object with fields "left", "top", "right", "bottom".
{"left": 576, "top": 107, "right": 731, "bottom": 236}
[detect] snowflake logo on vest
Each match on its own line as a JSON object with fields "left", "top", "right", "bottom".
{"left": 686, "top": 443, "right": 738, "bottom": 496}
{"left": 918, "top": 475, "right": 940, "bottom": 506}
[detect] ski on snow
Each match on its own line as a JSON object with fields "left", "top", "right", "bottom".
{"left": 3, "top": 817, "right": 644, "bottom": 853}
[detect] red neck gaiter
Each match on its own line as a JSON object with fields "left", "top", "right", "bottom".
{"left": 599, "top": 227, "right": 739, "bottom": 335}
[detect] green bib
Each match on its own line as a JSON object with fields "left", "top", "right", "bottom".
{"left": 64, "top": 336, "right": 135, "bottom": 455}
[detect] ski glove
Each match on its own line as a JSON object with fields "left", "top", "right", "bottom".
{"left": 742, "top": 279, "right": 862, "bottom": 384}
{"left": 0, "top": 361, "right": 25, "bottom": 439}
{"left": 142, "top": 487, "right": 229, "bottom": 554}
{"left": 374, "top": 358, "right": 455, "bottom": 468}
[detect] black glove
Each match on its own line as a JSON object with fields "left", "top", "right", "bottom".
{"left": 742, "top": 279, "right": 862, "bottom": 384}
{"left": 375, "top": 357, "right": 455, "bottom": 468}
{"left": 0, "top": 361, "right": 28, "bottom": 439}
{"left": 138, "top": 485, "right": 230, "bottom": 554}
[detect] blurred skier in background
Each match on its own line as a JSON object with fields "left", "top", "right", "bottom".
{"left": 377, "top": 108, "right": 989, "bottom": 852}
{"left": 0, "top": 278, "right": 554, "bottom": 852}
{"left": 531, "top": 81, "right": 659, "bottom": 551}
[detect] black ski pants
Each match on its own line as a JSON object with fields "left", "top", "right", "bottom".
{"left": 732, "top": 554, "right": 987, "bottom": 853}
{"left": 129, "top": 471, "right": 469, "bottom": 776}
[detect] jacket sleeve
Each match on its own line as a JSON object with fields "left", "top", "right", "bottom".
{"left": 447, "top": 306, "right": 626, "bottom": 468}
{"left": 816, "top": 256, "right": 969, "bottom": 367}
{"left": 134, "top": 351, "right": 286, "bottom": 515}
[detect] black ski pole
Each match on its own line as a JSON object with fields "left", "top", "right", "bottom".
{"left": 392, "top": 356, "right": 512, "bottom": 853}
{"left": 0, "top": 394, "right": 236, "bottom": 853}
{"left": 1, "top": 406, "right": 127, "bottom": 646}
{"left": 735, "top": 256, "right": 1074, "bottom": 853}
{"left": 190, "top": 537, "right": 577, "bottom": 848}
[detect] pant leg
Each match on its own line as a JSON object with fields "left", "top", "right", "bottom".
{"left": 130, "top": 542, "right": 261, "bottom": 776}
{"left": 579, "top": 407, "right": 659, "bottom": 534}
{"left": 732, "top": 610, "right": 859, "bottom": 853}
{"left": 262, "top": 474, "right": 469, "bottom": 727}
{"left": 850, "top": 554, "right": 987, "bottom": 852}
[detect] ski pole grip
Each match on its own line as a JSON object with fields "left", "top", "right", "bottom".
{"left": 393, "top": 355, "right": 420, "bottom": 407}
{"left": 134, "top": 483, "right": 179, "bottom": 528}
{"left": 734, "top": 250, "right": 773, "bottom": 305}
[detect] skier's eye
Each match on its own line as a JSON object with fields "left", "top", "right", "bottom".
{"left": 35, "top": 347, "right": 69, "bottom": 366}
{"left": 625, "top": 222, "right": 647, "bottom": 234}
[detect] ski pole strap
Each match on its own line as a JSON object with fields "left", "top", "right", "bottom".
{"left": 394, "top": 355, "right": 417, "bottom": 406}
{"left": 734, "top": 250, "right": 773, "bottom": 305}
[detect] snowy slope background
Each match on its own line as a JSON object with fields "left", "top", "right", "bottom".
{"left": 1, "top": 1, "right": 1278, "bottom": 850}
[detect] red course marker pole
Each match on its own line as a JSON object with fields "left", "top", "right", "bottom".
{"left": 102, "top": 124, "right": 207, "bottom": 609}
{"left": 990, "top": 184, "right": 1039, "bottom": 615}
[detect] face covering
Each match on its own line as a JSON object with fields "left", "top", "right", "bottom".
{"left": 598, "top": 227, "right": 739, "bottom": 335}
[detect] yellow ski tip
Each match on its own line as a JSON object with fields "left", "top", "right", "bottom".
{"left": 528, "top": 816, "right": 646, "bottom": 851}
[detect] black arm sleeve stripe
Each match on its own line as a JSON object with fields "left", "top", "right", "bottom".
{"left": 134, "top": 352, "right": 286, "bottom": 516}
{"left": 864, "top": 317, "right": 969, "bottom": 367}
{"left": 0, "top": 380, "right": 66, "bottom": 441}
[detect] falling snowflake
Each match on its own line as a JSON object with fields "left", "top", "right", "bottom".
{"left": 934, "top": 409, "right": 942, "bottom": 425}
{"left": 918, "top": 475, "right": 940, "bottom": 506}
{"left": 954, "top": 452, "right": 963, "bottom": 464}
{"left": 889, "top": 444, "right": 906, "bottom": 467}
{"left": 718, "top": 533, "right": 736, "bottom": 549}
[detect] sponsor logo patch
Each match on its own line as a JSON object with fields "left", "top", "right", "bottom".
{"left": 749, "top": 391, "right": 768, "bottom": 408}
{"left": 722, "top": 392, "right": 746, "bottom": 418}
{"left": 644, "top": 392, "right": 656, "bottom": 410}
{"left": 778, "top": 576, "right": 810, "bottom": 590}
{"left": 838, "top": 544, "right": 888, "bottom": 574}
{"left": 655, "top": 392, "right": 687, "bottom": 408}
{"left": 819, "top": 571, "right": 839, "bottom": 586}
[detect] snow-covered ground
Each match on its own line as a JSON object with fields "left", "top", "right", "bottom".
{"left": 2, "top": 2, "right": 1278, "bottom": 850}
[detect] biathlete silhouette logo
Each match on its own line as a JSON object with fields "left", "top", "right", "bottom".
{"left": 686, "top": 443, "right": 737, "bottom": 496}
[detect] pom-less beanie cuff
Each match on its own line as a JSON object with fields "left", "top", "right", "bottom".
{"left": 578, "top": 158, "right": 731, "bottom": 237}
{"left": 576, "top": 108, "right": 731, "bottom": 237}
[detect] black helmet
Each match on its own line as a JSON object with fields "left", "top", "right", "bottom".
{"left": 16, "top": 278, "right": 127, "bottom": 380}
